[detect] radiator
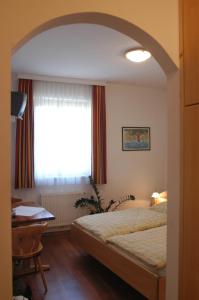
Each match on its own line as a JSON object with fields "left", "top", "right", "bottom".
{"left": 40, "top": 193, "right": 88, "bottom": 227}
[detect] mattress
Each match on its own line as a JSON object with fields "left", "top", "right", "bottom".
{"left": 74, "top": 207, "right": 167, "bottom": 241}
{"left": 107, "top": 225, "right": 167, "bottom": 272}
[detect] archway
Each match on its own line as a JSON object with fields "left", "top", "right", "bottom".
{"left": 3, "top": 10, "right": 180, "bottom": 300}
{"left": 13, "top": 12, "right": 177, "bottom": 76}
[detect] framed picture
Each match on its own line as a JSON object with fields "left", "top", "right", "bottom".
{"left": 122, "top": 127, "right": 151, "bottom": 151}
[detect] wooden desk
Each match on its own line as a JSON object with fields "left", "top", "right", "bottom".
{"left": 12, "top": 201, "right": 55, "bottom": 227}
{"left": 12, "top": 202, "right": 55, "bottom": 275}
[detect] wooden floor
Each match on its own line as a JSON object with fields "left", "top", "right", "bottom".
{"left": 27, "top": 231, "right": 146, "bottom": 300}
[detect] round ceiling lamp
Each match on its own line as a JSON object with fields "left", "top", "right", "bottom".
{"left": 125, "top": 49, "right": 151, "bottom": 63}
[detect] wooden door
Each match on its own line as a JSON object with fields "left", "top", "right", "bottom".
{"left": 181, "top": 0, "right": 199, "bottom": 298}
{"left": 183, "top": 0, "right": 199, "bottom": 106}
{"left": 181, "top": 106, "right": 199, "bottom": 299}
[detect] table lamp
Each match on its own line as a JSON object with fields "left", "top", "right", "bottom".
{"left": 151, "top": 192, "right": 160, "bottom": 205}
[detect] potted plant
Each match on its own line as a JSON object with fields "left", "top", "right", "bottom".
{"left": 74, "top": 176, "right": 135, "bottom": 214}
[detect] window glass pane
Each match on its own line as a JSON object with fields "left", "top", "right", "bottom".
{"left": 33, "top": 81, "right": 91, "bottom": 185}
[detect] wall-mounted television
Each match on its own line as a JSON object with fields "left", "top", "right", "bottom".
{"left": 11, "top": 92, "right": 27, "bottom": 119}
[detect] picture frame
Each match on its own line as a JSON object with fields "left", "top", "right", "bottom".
{"left": 122, "top": 127, "right": 151, "bottom": 151}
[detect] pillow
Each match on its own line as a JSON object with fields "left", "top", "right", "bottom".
{"left": 159, "top": 191, "right": 167, "bottom": 199}
{"left": 114, "top": 199, "right": 151, "bottom": 211}
{"left": 150, "top": 201, "right": 167, "bottom": 214}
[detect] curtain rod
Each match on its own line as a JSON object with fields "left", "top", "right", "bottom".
{"left": 17, "top": 73, "right": 107, "bottom": 86}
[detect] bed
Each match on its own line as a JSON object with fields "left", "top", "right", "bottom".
{"left": 74, "top": 205, "right": 167, "bottom": 241}
{"left": 71, "top": 203, "right": 167, "bottom": 300}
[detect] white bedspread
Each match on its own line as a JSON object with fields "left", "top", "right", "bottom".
{"left": 107, "top": 226, "right": 167, "bottom": 270}
{"left": 74, "top": 207, "right": 167, "bottom": 241}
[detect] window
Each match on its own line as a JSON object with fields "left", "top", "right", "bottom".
{"left": 33, "top": 80, "right": 92, "bottom": 185}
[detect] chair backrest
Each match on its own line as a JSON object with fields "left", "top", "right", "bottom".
{"left": 11, "top": 197, "right": 22, "bottom": 204}
{"left": 12, "top": 222, "right": 48, "bottom": 257}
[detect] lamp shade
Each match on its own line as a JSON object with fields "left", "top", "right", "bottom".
{"left": 151, "top": 192, "right": 160, "bottom": 199}
{"left": 125, "top": 49, "right": 151, "bottom": 63}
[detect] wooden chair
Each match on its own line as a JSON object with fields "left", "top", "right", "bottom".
{"left": 11, "top": 197, "right": 23, "bottom": 204}
{"left": 12, "top": 222, "right": 48, "bottom": 293}
{"left": 11, "top": 197, "right": 36, "bottom": 206}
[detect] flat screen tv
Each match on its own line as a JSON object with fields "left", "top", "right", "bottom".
{"left": 11, "top": 92, "right": 27, "bottom": 119}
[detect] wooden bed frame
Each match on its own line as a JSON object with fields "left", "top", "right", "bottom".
{"left": 71, "top": 224, "right": 165, "bottom": 300}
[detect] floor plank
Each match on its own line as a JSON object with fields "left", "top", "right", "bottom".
{"left": 27, "top": 231, "right": 146, "bottom": 300}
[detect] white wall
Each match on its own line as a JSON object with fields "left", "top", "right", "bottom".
{"left": 166, "top": 71, "right": 180, "bottom": 300}
{"left": 12, "top": 82, "right": 167, "bottom": 217}
{"left": 100, "top": 83, "right": 167, "bottom": 202}
{"left": 11, "top": 73, "right": 18, "bottom": 189}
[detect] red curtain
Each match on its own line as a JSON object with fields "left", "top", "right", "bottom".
{"left": 92, "top": 85, "right": 107, "bottom": 184}
{"left": 15, "top": 79, "right": 35, "bottom": 188}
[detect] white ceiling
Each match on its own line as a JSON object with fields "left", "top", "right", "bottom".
{"left": 12, "top": 24, "right": 166, "bottom": 88}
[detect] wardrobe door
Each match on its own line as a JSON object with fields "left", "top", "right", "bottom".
{"left": 183, "top": 0, "right": 199, "bottom": 105}
{"left": 181, "top": 105, "right": 199, "bottom": 299}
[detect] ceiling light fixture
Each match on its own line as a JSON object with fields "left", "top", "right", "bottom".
{"left": 125, "top": 49, "right": 151, "bottom": 63}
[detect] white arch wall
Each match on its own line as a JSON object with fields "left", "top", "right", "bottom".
{"left": 8, "top": 1, "right": 179, "bottom": 69}
{"left": 0, "top": 1, "right": 179, "bottom": 299}
{"left": 167, "top": 71, "right": 180, "bottom": 300}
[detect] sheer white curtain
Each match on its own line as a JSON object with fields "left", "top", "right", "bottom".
{"left": 33, "top": 80, "right": 92, "bottom": 186}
